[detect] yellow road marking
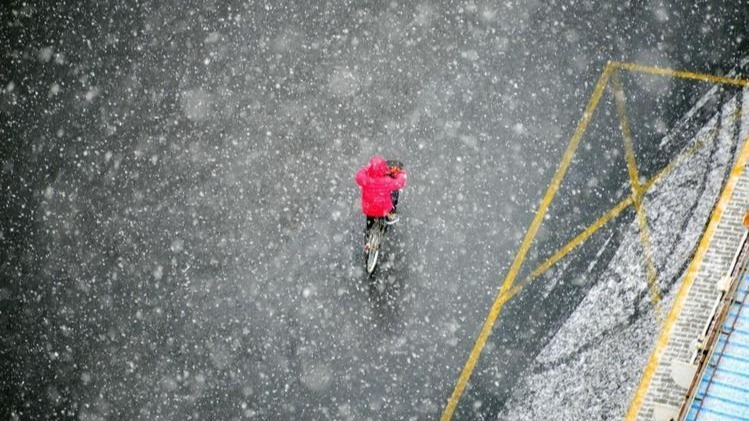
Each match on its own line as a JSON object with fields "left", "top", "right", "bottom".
{"left": 498, "top": 132, "right": 714, "bottom": 323}
{"left": 528, "top": 196, "right": 633, "bottom": 280}
{"left": 442, "top": 61, "right": 747, "bottom": 420}
{"left": 624, "top": 135, "right": 749, "bottom": 420}
{"left": 611, "top": 71, "right": 664, "bottom": 324}
{"left": 613, "top": 62, "right": 749, "bottom": 87}
{"left": 439, "top": 62, "right": 615, "bottom": 421}
{"left": 642, "top": 140, "right": 704, "bottom": 192}
{"left": 525, "top": 126, "right": 717, "bottom": 289}
{"left": 525, "top": 73, "right": 744, "bottom": 310}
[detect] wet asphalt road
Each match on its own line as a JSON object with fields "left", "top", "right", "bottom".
{"left": 2, "top": 1, "right": 749, "bottom": 419}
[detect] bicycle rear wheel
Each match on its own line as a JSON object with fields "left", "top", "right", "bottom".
{"left": 366, "top": 248, "right": 379, "bottom": 275}
{"left": 365, "top": 220, "right": 385, "bottom": 274}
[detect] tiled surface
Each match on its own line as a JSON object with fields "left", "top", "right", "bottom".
{"left": 685, "top": 276, "right": 749, "bottom": 421}
{"left": 638, "top": 89, "right": 749, "bottom": 420}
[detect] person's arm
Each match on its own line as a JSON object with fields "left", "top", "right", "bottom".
{"left": 391, "top": 170, "right": 407, "bottom": 190}
{"left": 355, "top": 167, "right": 368, "bottom": 187}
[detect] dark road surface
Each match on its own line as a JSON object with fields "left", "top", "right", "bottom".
{"left": 2, "top": 1, "right": 749, "bottom": 419}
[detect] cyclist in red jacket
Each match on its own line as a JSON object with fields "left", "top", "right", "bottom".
{"left": 355, "top": 156, "right": 407, "bottom": 227}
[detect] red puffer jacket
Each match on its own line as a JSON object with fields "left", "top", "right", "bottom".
{"left": 355, "top": 156, "right": 407, "bottom": 217}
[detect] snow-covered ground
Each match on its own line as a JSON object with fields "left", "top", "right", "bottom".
{"left": 4, "top": 2, "right": 749, "bottom": 420}
{"left": 499, "top": 87, "right": 744, "bottom": 419}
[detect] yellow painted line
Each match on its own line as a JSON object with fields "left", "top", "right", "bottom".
{"left": 611, "top": 71, "right": 664, "bottom": 324}
{"left": 638, "top": 104, "right": 743, "bottom": 193}
{"left": 518, "top": 67, "right": 745, "bottom": 304}
{"left": 472, "top": 133, "right": 705, "bottom": 340}
{"left": 639, "top": 104, "right": 740, "bottom": 191}
{"left": 641, "top": 140, "right": 705, "bottom": 192}
{"left": 437, "top": 87, "right": 736, "bottom": 421}
{"left": 526, "top": 129, "right": 715, "bottom": 289}
{"left": 624, "top": 134, "right": 749, "bottom": 420}
{"left": 515, "top": 91, "right": 743, "bottom": 330}
{"left": 476, "top": 138, "right": 707, "bottom": 330}
{"left": 613, "top": 61, "right": 749, "bottom": 87}
{"left": 529, "top": 196, "right": 633, "bottom": 280}
{"left": 440, "top": 62, "right": 615, "bottom": 421}
{"left": 441, "top": 61, "right": 745, "bottom": 420}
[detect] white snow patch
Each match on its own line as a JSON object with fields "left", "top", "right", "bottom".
{"left": 460, "top": 50, "right": 479, "bottom": 61}
{"left": 632, "top": 50, "right": 673, "bottom": 96}
{"left": 170, "top": 238, "right": 184, "bottom": 253}
{"left": 479, "top": 7, "right": 497, "bottom": 22}
{"left": 204, "top": 31, "right": 221, "bottom": 44}
{"left": 39, "top": 46, "right": 53, "bottom": 62}
{"left": 414, "top": 3, "right": 437, "bottom": 27}
{"left": 43, "top": 186, "right": 54, "bottom": 200}
{"left": 152, "top": 265, "right": 163, "bottom": 281}
{"left": 327, "top": 68, "right": 360, "bottom": 98}
{"left": 300, "top": 362, "right": 333, "bottom": 392}
{"left": 650, "top": 0, "right": 670, "bottom": 22}
{"left": 48, "top": 83, "right": 61, "bottom": 97}
{"left": 85, "top": 87, "right": 100, "bottom": 102}
{"left": 180, "top": 88, "right": 214, "bottom": 121}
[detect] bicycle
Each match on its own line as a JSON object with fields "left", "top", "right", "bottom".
{"left": 363, "top": 160, "right": 404, "bottom": 276}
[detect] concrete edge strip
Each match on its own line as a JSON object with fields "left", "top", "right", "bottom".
{"left": 624, "top": 134, "right": 749, "bottom": 420}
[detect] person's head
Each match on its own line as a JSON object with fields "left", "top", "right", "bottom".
{"left": 367, "top": 156, "right": 389, "bottom": 177}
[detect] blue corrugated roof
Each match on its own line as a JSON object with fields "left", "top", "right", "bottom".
{"left": 685, "top": 273, "right": 749, "bottom": 420}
